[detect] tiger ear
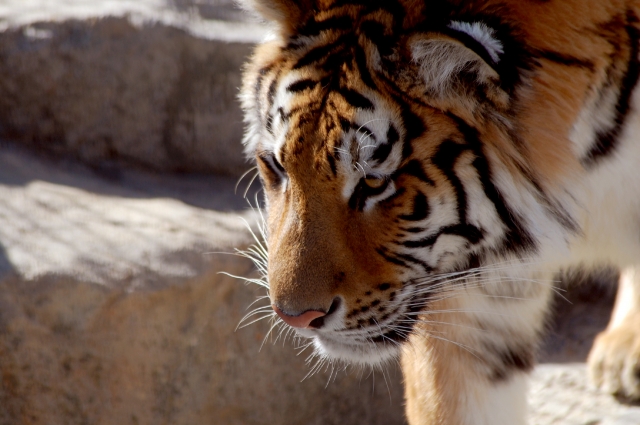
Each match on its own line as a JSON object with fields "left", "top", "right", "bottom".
{"left": 237, "top": 0, "right": 315, "bottom": 34}
{"left": 409, "top": 21, "right": 507, "bottom": 104}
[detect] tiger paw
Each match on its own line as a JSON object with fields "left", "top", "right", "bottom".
{"left": 588, "top": 313, "right": 640, "bottom": 401}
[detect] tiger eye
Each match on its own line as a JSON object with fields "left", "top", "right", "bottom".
{"left": 364, "top": 177, "right": 386, "bottom": 189}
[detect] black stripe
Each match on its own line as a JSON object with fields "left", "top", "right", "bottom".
{"left": 375, "top": 247, "right": 412, "bottom": 269}
{"left": 257, "top": 154, "right": 277, "bottom": 175}
{"left": 326, "top": 151, "right": 337, "bottom": 176}
{"left": 399, "top": 192, "right": 430, "bottom": 221}
{"left": 354, "top": 43, "right": 379, "bottom": 90}
{"left": 338, "top": 116, "right": 354, "bottom": 132}
{"left": 361, "top": 20, "right": 394, "bottom": 57}
{"left": 444, "top": 224, "right": 484, "bottom": 243}
{"left": 512, "top": 161, "right": 578, "bottom": 232}
{"left": 400, "top": 108, "right": 425, "bottom": 159}
{"left": 432, "top": 140, "right": 469, "bottom": 222}
{"left": 257, "top": 153, "right": 284, "bottom": 188}
{"left": 273, "top": 156, "right": 285, "bottom": 174}
{"left": 264, "top": 72, "right": 280, "bottom": 134}
{"left": 371, "top": 141, "right": 392, "bottom": 163}
{"left": 401, "top": 224, "right": 484, "bottom": 248}
{"left": 471, "top": 151, "right": 535, "bottom": 254}
{"left": 339, "top": 88, "right": 375, "bottom": 110}
{"left": 267, "top": 74, "right": 278, "bottom": 107}
{"left": 321, "top": 46, "right": 353, "bottom": 71}
{"left": 490, "top": 345, "right": 536, "bottom": 381}
{"left": 254, "top": 65, "right": 275, "bottom": 130}
{"left": 297, "top": 15, "right": 353, "bottom": 39}
{"left": 371, "top": 124, "right": 398, "bottom": 163}
{"left": 265, "top": 114, "right": 274, "bottom": 135}
{"left": 584, "top": 11, "right": 640, "bottom": 165}
{"left": 394, "top": 252, "right": 433, "bottom": 273}
{"left": 387, "top": 124, "right": 400, "bottom": 144}
{"left": 535, "top": 49, "right": 596, "bottom": 72}
{"left": 401, "top": 232, "right": 437, "bottom": 248}
{"left": 369, "top": 328, "right": 406, "bottom": 343}
{"left": 348, "top": 181, "right": 367, "bottom": 211}
{"left": 393, "top": 159, "right": 435, "bottom": 185}
{"left": 449, "top": 115, "right": 535, "bottom": 254}
{"left": 293, "top": 36, "right": 348, "bottom": 70}
{"left": 286, "top": 16, "right": 353, "bottom": 50}
{"left": 287, "top": 79, "right": 318, "bottom": 93}
{"left": 348, "top": 178, "right": 389, "bottom": 211}
{"left": 403, "top": 227, "right": 427, "bottom": 233}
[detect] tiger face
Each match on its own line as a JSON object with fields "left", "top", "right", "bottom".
{"left": 240, "top": 0, "right": 553, "bottom": 367}
{"left": 240, "top": 0, "right": 633, "bottom": 370}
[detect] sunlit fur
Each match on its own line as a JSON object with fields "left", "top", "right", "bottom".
{"left": 238, "top": 1, "right": 640, "bottom": 424}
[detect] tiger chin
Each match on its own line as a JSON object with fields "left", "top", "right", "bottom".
{"left": 238, "top": 0, "right": 640, "bottom": 424}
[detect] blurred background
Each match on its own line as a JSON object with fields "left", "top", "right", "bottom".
{"left": 0, "top": 1, "right": 636, "bottom": 424}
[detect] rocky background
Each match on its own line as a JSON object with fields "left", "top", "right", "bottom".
{"left": 0, "top": 1, "right": 638, "bottom": 424}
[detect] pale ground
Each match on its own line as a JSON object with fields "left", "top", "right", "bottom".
{"left": 533, "top": 283, "right": 640, "bottom": 424}
{"left": 1, "top": 0, "right": 640, "bottom": 424}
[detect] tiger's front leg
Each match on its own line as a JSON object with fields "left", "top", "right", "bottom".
{"left": 588, "top": 266, "right": 640, "bottom": 401}
{"left": 402, "top": 348, "right": 529, "bottom": 425}
{"left": 401, "top": 281, "right": 553, "bottom": 425}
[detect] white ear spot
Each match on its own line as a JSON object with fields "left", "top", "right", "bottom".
{"left": 448, "top": 21, "right": 504, "bottom": 63}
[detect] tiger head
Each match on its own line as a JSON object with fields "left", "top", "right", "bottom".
{"left": 240, "top": 0, "right": 579, "bottom": 365}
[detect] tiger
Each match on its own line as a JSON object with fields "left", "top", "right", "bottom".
{"left": 238, "top": 0, "right": 640, "bottom": 424}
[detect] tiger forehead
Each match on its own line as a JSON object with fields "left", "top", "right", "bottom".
{"left": 271, "top": 70, "right": 406, "bottom": 177}
{"left": 258, "top": 6, "right": 402, "bottom": 147}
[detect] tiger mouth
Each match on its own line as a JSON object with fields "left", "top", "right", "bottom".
{"left": 294, "top": 316, "right": 413, "bottom": 365}
{"left": 295, "top": 288, "right": 426, "bottom": 365}
{"left": 309, "top": 331, "right": 404, "bottom": 365}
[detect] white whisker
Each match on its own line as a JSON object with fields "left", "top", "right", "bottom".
{"left": 234, "top": 166, "right": 258, "bottom": 194}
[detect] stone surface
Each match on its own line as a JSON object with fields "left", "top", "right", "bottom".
{"left": 0, "top": 1, "right": 268, "bottom": 177}
{"left": 0, "top": 144, "right": 406, "bottom": 425}
{"left": 530, "top": 364, "right": 640, "bottom": 425}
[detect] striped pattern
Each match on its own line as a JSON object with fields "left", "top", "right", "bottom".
{"left": 240, "top": 1, "right": 640, "bottom": 423}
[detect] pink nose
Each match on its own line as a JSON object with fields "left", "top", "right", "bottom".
{"left": 272, "top": 305, "right": 326, "bottom": 328}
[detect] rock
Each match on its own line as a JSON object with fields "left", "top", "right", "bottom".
{"left": 600, "top": 411, "right": 640, "bottom": 425}
{"left": 0, "top": 0, "right": 268, "bottom": 176}
{"left": 0, "top": 144, "right": 406, "bottom": 425}
{"left": 529, "top": 364, "right": 640, "bottom": 425}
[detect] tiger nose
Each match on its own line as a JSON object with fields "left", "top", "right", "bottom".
{"left": 272, "top": 305, "right": 327, "bottom": 329}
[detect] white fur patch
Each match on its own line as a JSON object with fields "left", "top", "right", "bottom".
{"left": 448, "top": 21, "right": 504, "bottom": 63}
{"left": 462, "top": 373, "right": 528, "bottom": 425}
